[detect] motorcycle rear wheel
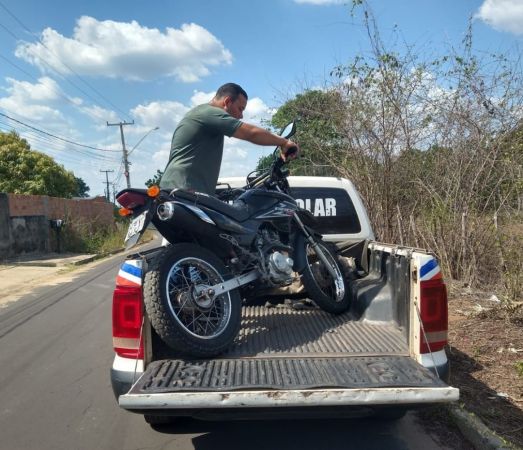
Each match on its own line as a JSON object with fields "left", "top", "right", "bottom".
{"left": 144, "top": 243, "right": 242, "bottom": 357}
{"left": 300, "top": 239, "right": 351, "bottom": 314}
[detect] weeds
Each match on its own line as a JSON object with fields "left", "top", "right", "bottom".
{"left": 495, "top": 215, "right": 523, "bottom": 309}
{"left": 516, "top": 361, "right": 523, "bottom": 378}
{"left": 55, "top": 217, "right": 129, "bottom": 254}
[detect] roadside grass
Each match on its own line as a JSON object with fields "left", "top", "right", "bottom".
{"left": 56, "top": 217, "right": 156, "bottom": 255}
{"left": 516, "top": 361, "right": 523, "bottom": 378}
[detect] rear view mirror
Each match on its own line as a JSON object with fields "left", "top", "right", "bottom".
{"left": 280, "top": 122, "right": 296, "bottom": 139}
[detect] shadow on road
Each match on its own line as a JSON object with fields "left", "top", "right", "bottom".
{"left": 151, "top": 414, "right": 450, "bottom": 450}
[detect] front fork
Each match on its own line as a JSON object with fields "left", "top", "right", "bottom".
{"left": 291, "top": 212, "right": 338, "bottom": 278}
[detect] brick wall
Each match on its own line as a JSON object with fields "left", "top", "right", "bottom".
{"left": 7, "top": 194, "right": 113, "bottom": 226}
{"left": 0, "top": 194, "right": 115, "bottom": 259}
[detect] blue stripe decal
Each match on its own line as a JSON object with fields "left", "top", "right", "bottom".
{"left": 420, "top": 259, "right": 438, "bottom": 278}
{"left": 122, "top": 262, "right": 141, "bottom": 278}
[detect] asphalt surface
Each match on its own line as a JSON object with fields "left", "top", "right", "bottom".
{"left": 0, "top": 249, "right": 464, "bottom": 450}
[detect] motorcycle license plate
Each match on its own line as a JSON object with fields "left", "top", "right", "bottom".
{"left": 125, "top": 211, "right": 147, "bottom": 243}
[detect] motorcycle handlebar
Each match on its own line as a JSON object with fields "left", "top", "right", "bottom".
{"left": 284, "top": 145, "right": 298, "bottom": 158}
{"left": 244, "top": 148, "right": 296, "bottom": 190}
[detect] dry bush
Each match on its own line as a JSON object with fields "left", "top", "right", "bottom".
{"left": 279, "top": 4, "right": 523, "bottom": 307}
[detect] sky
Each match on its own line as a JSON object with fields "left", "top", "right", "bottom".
{"left": 0, "top": 0, "right": 522, "bottom": 198}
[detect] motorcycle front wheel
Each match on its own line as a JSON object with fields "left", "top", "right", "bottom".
{"left": 144, "top": 243, "right": 242, "bottom": 357}
{"left": 300, "top": 239, "right": 351, "bottom": 314}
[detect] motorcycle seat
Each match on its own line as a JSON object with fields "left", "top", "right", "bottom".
{"left": 170, "top": 189, "right": 250, "bottom": 222}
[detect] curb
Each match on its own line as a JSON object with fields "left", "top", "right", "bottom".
{"left": 13, "top": 261, "right": 59, "bottom": 267}
{"left": 70, "top": 248, "right": 126, "bottom": 266}
{"left": 447, "top": 404, "right": 518, "bottom": 449}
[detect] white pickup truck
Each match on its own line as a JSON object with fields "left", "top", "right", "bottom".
{"left": 110, "top": 176, "right": 458, "bottom": 425}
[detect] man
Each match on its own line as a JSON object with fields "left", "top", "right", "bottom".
{"left": 159, "top": 83, "right": 299, "bottom": 195}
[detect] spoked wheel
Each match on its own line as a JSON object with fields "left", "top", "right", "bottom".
{"left": 144, "top": 244, "right": 242, "bottom": 357}
{"left": 300, "top": 239, "right": 351, "bottom": 314}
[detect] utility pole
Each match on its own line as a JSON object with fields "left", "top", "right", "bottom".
{"left": 100, "top": 169, "right": 114, "bottom": 202}
{"left": 107, "top": 120, "right": 134, "bottom": 188}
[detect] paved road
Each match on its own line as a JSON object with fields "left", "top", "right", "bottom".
{"left": 0, "top": 252, "right": 462, "bottom": 450}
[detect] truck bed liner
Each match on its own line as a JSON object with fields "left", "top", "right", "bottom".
{"left": 133, "top": 356, "right": 444, "bottom": 393}
{"left": 223, "top": 305, "right": 408, "bottom": 358}
{"left": 132, "top": 305, "right": 434, "bottom": 395}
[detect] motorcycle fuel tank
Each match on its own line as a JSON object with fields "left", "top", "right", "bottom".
{"left": 237, "top": 189, "right": 298, "bottom": 220}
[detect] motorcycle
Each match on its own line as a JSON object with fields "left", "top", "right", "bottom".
{"left": 116, "top": 122, "right": 351, "bottom": 357}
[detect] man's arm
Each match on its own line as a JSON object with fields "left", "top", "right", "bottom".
{"left": 233, "top": 122, "right": 294, "bottom": 149}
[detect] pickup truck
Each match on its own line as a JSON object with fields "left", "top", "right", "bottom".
{"left": 110, "top": 176, "right": 458, "bottom": 425}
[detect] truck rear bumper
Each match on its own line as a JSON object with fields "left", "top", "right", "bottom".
{"left": 120, "top": 386, "right": 458, "bottom": 410}
{"left": 111, "top": 354, "right": 144, "bottom": 399}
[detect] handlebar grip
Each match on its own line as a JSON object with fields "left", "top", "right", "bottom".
{"left": 284, "top": 145, "right": 298, "bottom": 158}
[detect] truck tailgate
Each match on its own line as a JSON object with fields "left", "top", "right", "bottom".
{"left": 120, "top": 306, "right": 458, "bottom": 410}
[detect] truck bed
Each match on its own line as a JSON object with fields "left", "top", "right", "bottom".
{"left": 221, "top": 305, "right": 407, "bottom": 358}
{"left": 120, "top": 305, "right": 457, "bottom": 412}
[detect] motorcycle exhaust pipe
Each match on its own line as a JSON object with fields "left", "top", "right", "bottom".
{"left": 157, "top": 202, "right": 175, "bottom": 221}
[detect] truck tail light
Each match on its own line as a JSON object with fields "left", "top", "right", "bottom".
{"left": 112, "top": 285, "right": 144, "bottom": 359}
{"left": 419, "top": 278, "right": 448, "bottom": 354}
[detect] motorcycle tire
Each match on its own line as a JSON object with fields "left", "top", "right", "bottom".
{"left": 143, "top": 243, "right": 242, "bottom": 358}
{"left": 300, "top": 239, "right": 352, "bottom": 314}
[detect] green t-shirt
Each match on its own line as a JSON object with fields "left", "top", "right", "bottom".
{"left": 159, "top": 104, "right": 242, "bottom": 195}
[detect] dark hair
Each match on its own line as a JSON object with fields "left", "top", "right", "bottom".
{"left": 215, "top": 83, "right": 248, "bottom": 101}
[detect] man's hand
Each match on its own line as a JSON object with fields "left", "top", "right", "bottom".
{"left": 280, "top": 140, "right": 300, "bottom": 162}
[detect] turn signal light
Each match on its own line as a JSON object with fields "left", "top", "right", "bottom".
{"left": 147, "top": 185, "right": 160, "bottom": 197}
{"left": 119, "top": 207, "right": 132, "bottom": 217}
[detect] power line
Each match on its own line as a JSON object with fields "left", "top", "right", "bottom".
{"left": 0, "top": 21, "right": 121, "bottom": 119}
{"left": 0, "top": 20, "right": 18, "bottom": 40}
{"left": 0, "top": 1, "right": 132, "bottom": 122}
{"left": 0, "top": 112, "right": 121, "bottom": 153}
{"left": 0, "top": 124, "right": 119, "bottom": 164}
{"left": 0, "top": 52, "right": 85, "bottom": 109}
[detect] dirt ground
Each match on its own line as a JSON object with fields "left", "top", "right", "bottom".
{"left": 446, "top": 282, "right": 523, "bottom": 448}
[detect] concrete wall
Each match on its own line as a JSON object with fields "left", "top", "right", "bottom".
{"left": 9, "top": 215, "right": 49, "bottom": 255}
{"left": 0, "top": 194, "right": 13, "bottom": 258}
{"left": 0, "top": 193, "right": 114, "bottom": 260}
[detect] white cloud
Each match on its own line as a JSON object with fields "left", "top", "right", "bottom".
{"left": 15, "top": 16, "right": 233, "bottom": 82}
{"left": 475, "top": 0, "right": 523, "bottom": 35}
{"left": 190, "top": 90, "right": 215, "bottom": 106}
{"left": 78, "top": 104, "right": 119, "bottom": 125}
{"left": 243, "top": 97, "right": 274, "bottom": 123}
{"left": 152, "top": 147, "right": 171, "bottom": 166}
{"left": 131, "top": 100, "right": 189, "bottom": 133}
{"left": 3, "top": 76, "right": 60, "bottom": 102}
{"left": 0, "top": 76, "right": 65, "bottom": 122}
{"left": 294, "top": 0, "right": 344, "bottom": 4}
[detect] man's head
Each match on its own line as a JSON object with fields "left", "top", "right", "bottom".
{"left": 211, "top": 83, "right": 248, "bottom": 119}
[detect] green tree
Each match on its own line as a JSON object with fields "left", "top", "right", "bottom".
{"left": 0, "top": 131, "right": 78, "bottom": 198}
{"left": 73, "top": 176, "right": 91, "bottom": 197}
{"left": 260, "top": 89, "right": 345, "bottom": 176}
{"left": 145, "top": 169, "right": 163, "bottom": 188}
